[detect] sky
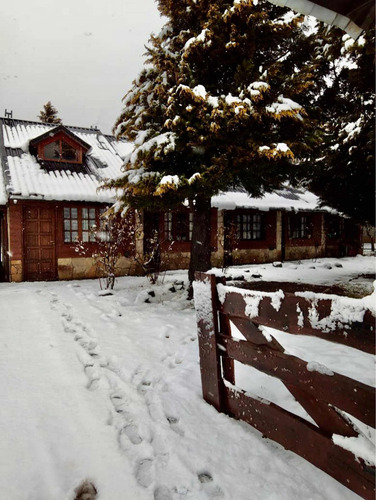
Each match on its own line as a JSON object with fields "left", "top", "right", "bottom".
{"left": 0, "top": 0, "right": 165, "bottom": 135}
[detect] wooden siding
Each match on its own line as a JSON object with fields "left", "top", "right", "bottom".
{"left": 4, "top": 201, "right": 363, "bottom": 281}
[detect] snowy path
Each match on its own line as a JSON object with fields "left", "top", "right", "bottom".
{"left": 0, "top": 286, "right": 145, "bottom": 500}
{"left": 1, "top": 256, "right": 374, "bottom": 499}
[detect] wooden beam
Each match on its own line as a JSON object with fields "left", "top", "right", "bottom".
{"left": 284, "top": 382, "right": 358, "bottom": 437}
{"left": 220, "top": 335, "right": 375, "bottom": 427}
{"left": 225, "top": 386, "right": 375, "bottom": 499}
{"left": 194, "top": 272, "right": 224, "bottom": 412}
{"left": 219, "top": 289, "right": 375, "bottom": 354}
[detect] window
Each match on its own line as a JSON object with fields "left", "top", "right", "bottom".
{"left": 164, "top": 212, "right": 172, "bottom": 241}
{"left": 63, "top": 206, "right": 105, "bottom": 243}
{"left": 164, "top": 211, "right": 192, "bottom": 242}
{"left": 289, "top": 215, "right": 312, "bottom": 239}
{"left": 82, "top": 208, "right": 97, "bottom": 242}
{"left": 236, "top": 213, "right": 263, "bottom": 240}
{"left": 42, "top": 139, "right": 80, "bottom": 162}
{"left": 326, "top": 216, "right": 344, "bottom": 239}
{"left": 64, "top": 208, "right": 78, "bottom": 242}
{"left": 98, "top": 208, "right": 111, "bottom": 242}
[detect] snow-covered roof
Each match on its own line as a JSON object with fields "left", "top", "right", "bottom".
{"left": 0, "top": 118, "right": 133, "bottom": 203}
{"left": 0, "top": 157, "right": 7, "bottom": 205}
{"left": 212, "top": 185, "right": 332, "bottom": 213}
{"left": 0, "top": 118, "right": 330, "bottom": 213}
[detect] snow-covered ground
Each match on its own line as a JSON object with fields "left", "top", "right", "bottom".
{"left": 0, "top": 255, "right": 374, "bottom": 500}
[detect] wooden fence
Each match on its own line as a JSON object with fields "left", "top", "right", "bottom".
{"left": 193, "top": 272, "right": 375, "bottom": 499}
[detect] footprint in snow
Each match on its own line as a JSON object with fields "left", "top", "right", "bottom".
{"left": 63, "top": 324, "right": 76, "bottom": 334}
{"left": 182, "top": 335, "right": 196, "bottom": 344}
{"left": 136, "top": 458, "right": 154, "bottom": 488}
{"left": 50, "top": 295, "right": 58, "bottom": 309}
{"left": 120, "top": 424, "right": 143, "bottom": 445}
{"left": 62, "top": 311, "right": 73, "bottom": 322}
{"left": 102, "top": 359, "right": 121, "bottom": 376}
{"left": 198, "top": 472, "right": 224, "bottom": 498}
{"left": 138, "top": 380, "right": 152, "bottom": 395}
{"left": 160, "top": 324, "right": 174, "bottom": 339}
{"left": 174, "top": 355, "right": 183, "bottom": 365}
{"left": 154, "top": 485, "right": 173, "bottom": 500}
{"left": 167, "top": 416, "right": 184, "bottom": 437}
{"left": 86, "top": 377, "right": 101, "bottom": 391}
{"left": 84, "top": 364, "right": 100, "bottom": 380}
{"left": 111, "top": 393, "right": 128, "bottom": 410}
{"left": 198, "top": 472, "right": 213, "bottom": 484}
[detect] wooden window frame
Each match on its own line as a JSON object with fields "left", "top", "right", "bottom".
{"left": 326, "top": 215, "right": 344, "bottom": 240}
{"left": 289, "top": 214, "right": 312, "bottom": 240}
{"left": 163, "top": 211, "right": 192, "bottom": 242}
{"left": 236, "top": 212, "right": 264, "bottom": 241}
{"left": 37, "top": 132, "right": 83, "bottom": 164}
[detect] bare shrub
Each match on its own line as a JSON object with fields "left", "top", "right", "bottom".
{"left": 75, "top": 210, "right": 135, "bottom": 290}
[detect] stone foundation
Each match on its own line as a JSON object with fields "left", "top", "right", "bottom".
{"left": 285, "top": 245, "right": 325, "bottom": 261}
{"left": 231, "top": 248, "right": 281, "bottom": 265}
{"left": 161, "top": 251, "right": 191, "bottom": 271}
{"left": 57, "top": 256, "right": 139, "bottom": 281}
{"left": 10, "top": 260, "right": 22, "bottom": 282}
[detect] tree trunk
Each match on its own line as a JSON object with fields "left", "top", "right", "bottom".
{"left": 188, "top": 195, "right": 212, "bottom": 287}
{"left": 365, "top": 225, "right": 375, "bottom": 252}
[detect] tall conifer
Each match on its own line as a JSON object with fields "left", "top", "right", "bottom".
{"left": 107, "top": 0, "right": 318, "bottom": 282}
{"left": 38, "top": 101, "right": 62, "bottom": 124}
{"left": 308, "top": 26, "right": 375, "bottom": 225}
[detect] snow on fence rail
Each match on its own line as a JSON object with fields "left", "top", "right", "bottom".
{"left": 193, "top": 273, "right": 375, "bottom": 499}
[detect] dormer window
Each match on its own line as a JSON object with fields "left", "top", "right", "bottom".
{"left": 30, "top": 125, "right": 91, "bottom": 166}
{"left": 43, "top": 140, "right": 79, "bottom": 162}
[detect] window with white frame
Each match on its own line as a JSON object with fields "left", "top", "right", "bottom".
{"left": 63, "top": 207, "right": 79, "bottom": 242}
{"left": 82, "top": 208, "right": 97, "bottom": 242}
{"left": 236, "top": 213, "right": 263, "bottom": 240}
{"left": 63, "top": 206, "right": 106, "bottom": 243}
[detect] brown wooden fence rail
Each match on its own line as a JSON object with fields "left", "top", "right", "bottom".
{"left": 193, "top": 272, "right": 375, "bottom": 499}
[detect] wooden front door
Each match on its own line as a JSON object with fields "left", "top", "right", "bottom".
{"left": 23, "top": 205, "right": 57, "bottom": 281}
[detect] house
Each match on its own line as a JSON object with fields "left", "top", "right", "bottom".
{"left": 0, "top": 117, "right": 140, "bottom": 282}
{"left": 0, "top": 116, "right": 362, "bottom": 283}
{"left": 145, "top": 187, "right": 362, "bottom": 271}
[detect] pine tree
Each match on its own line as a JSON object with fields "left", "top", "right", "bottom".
{"left": 38, "top": 101, "right": 62, "bottom": 124}
{"left": 106, "top": 0, "right": 319, "bottom": 283}
{"left": 307, "top": 26, "right": 375, "bottom": 226}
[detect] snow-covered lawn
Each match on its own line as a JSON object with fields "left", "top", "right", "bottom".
{"left": 0, "top": 256, "right": 374, "bottom": 500}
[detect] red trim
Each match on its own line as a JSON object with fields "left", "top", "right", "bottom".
{"left": 37, "top": 131, "right": 85, "bottom": 164}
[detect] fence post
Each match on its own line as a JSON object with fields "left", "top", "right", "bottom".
{"left": 193, "top": 272, "right": 224, "bottom": 412}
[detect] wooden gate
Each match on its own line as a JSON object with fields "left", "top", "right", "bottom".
{"left": 23, "top": 205, "right": 56, "bottom": 281}
{"left": 194, "top": 273, "right": 375, "bottom": 499}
